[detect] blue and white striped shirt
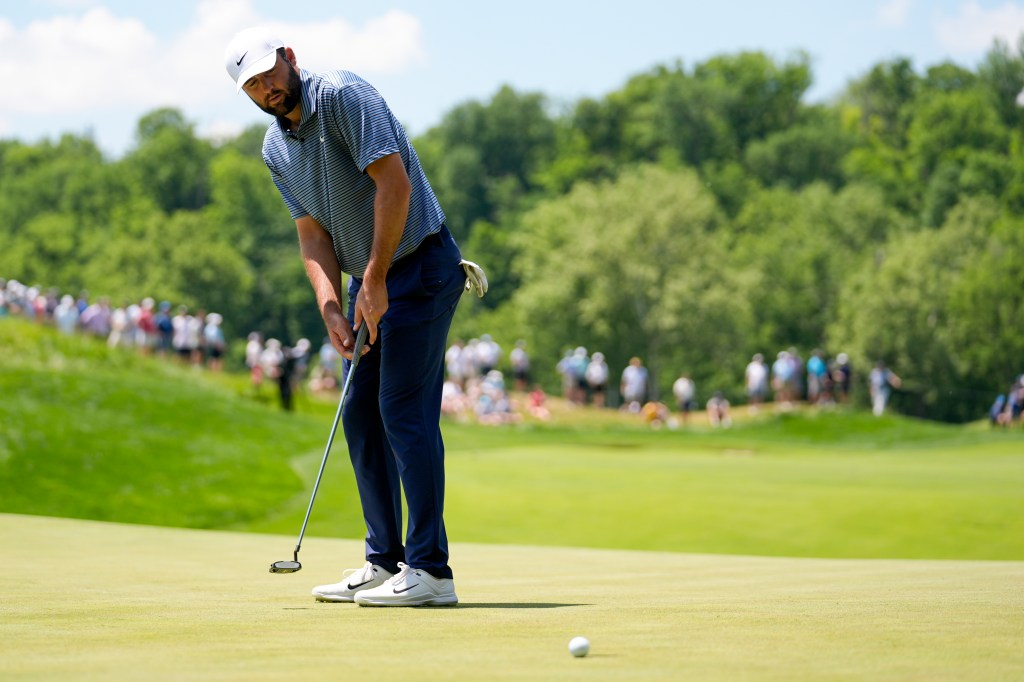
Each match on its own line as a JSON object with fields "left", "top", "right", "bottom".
{"left": 262, "top": 69, "right": 445, "bottom": 278}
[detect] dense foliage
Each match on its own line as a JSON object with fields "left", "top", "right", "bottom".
{"left": 4, "top": 41, "right": 1024, "bottom": 421}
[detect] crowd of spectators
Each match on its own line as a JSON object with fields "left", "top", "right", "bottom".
{"left": 0, "top": 278, "right": 228, "bottom": 367}
{"left": 9, "top": 276, "right": 1020, "bottom": 427}
{"left": 441, "top": 343, "right": 910, "bottom": 428}
{"left": 0, "top": 277, "right": 313, "bottom": 412}
{"left": 989, "top": 375, "right": 1024, "bottom": 428}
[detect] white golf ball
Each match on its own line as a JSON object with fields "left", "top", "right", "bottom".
{"left": 568, "top": 636, "right": 590, "bottom": 657}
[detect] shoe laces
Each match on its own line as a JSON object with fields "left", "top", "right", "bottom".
{"left": 389, "top": 562, "right": 417, "bottom": 585}
{"left": 342, "top": 561, "right": 374, "bottom": 583}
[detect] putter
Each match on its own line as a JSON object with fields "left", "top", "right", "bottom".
{"left": 270, "top": 324, "right": 369, "bottom": 574}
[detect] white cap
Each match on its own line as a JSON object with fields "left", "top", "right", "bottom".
{"left": 224, "top": 27, "right": 284, "bottom": 92}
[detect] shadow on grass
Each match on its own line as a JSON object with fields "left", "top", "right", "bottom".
{"left": 447, "top": 603, "right": 590, "bottom": 609}
{"left": 284, "top": 603, "right": 590, "bottom": 610}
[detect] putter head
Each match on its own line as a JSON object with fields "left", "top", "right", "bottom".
{"left": 269, "top": 560, "right": 302, "bottom": 574}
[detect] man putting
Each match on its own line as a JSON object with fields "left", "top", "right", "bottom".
{"left": 225, "top": 27, "right": 484, "bottom": 606}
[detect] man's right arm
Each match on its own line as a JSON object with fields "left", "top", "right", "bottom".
{"left": 295, "top": 215, "right": 364, "bottom": 359}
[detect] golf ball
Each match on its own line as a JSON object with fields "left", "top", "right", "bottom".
{"left": 568, "top": 636, "right": 590, "bottom": 657}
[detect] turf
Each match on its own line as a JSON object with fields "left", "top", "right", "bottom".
{"left": 3, "top": 317, "right": 1024, "bottom": 561}
{"left": 2, "top": 513, "right": 1022, "bottom": 681}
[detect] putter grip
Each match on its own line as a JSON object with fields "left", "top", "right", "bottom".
{"left": 351, "top": 324, "right": 369, "bottom": 368}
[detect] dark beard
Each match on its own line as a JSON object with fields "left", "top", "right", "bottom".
{"left": 259, "top": 66, "right": 302, "bottom": 118}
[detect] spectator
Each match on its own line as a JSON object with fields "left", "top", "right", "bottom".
{"left": 672, "top": 373, "right": 696, "bottom": 424}
{"left": 998, "top": 376, "right": 1024, "bottom": 427}
{"left": 445, "top": 339, "right": 465, "bottom": 388}
{"left": 556, "top": 349, "right": 575, "bottom": 400}
{"left": 53, "top": 295, "right": 79, "bottom": 334}
{"left": 744, "top": 353, "right": 769, "bottom": 412}
{"left": 509, "top": 340, "right": 530, "bottom": 392}
{"left": 641, "top": 400, "right": 671, "bottom": 428}
{"left": 706, "top": 391, "right": 732, "bottom": 427}
{"left": 79, "top": 297, "right": 112, "bottom": 338}
{"left": 868, "top": 361, "right": 901, "bottom": 416}
{"left": 107, "top": 302, "right": 130, "bottom": 348}
{"left": 187, "top": 310, "right": 206, "bottom": 367}
{"left": 585, "top": 351, "right": 609, "bottom": 408}
{"left": 136, "top": 298, "right": 157, "bottom": 352}
{"left": 832, "top": 352, "right": 852, "bottom": 403}
{"left": 154, "top": 301, "right": 174, "bottom": 356}
{"left": 476, "top": 334, "right": 502, "bottom": 376}
{"left": 806, "top": 349, "right": 829, "bottom": 404}
{"left": 75, "top": 290, "right": 90, "bottom": 316}
{"left": 771, "top": 350, "right": 795, "bottom": 406}
{"left": 260, "top": 339, "right": 289, "bottom": 410}
{"left": 567, "top": 347, "right": 589, "bottom": 405}
{"left": 441, "top": 379, "right": 469, "bottom": 418}
{"left": 527, "top": 384, "right": 550, "bottom": 421}
{"left": 310, "top": 337, "right": 340, "bottom": 391}
{"left": 204, "top": 313, "right": 227, "bottom": 372}
{"left": 989, "top": 394, "right": 1007, "bottom": 427}
{"left": 171, "top": 306, "right": 192, "bottom": 363}
{"left": 620, "top": 357, "right": 649, "bottom": 412}
{"left": 245, "top": 332, "right": 265, "bottom": 395}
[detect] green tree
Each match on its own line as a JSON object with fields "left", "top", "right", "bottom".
{"left": 511, "top": 164, "right": 750, "bottom": 399}
{"left": 946, "top": 212, "right": 1024, "bottom": 399}
{"left": 906, "top": 89, "right": 1008, "bottom": 186}
{"left": 693, "top": 51, "right": 812, "bottom": 149}
{"left": 828, "top": 198, "right": 999, "bottom": 420}
{"left": 123, "top": 108, "right": 213, "bottom": 214}
{"left": 744, "top": 107, "right": 855, "bottom": 189}
{"left": 841, "top": 58, "right": 919, "bottom": 148}
{"left": 416, "top": 86, "right": 557, "bottom": 238}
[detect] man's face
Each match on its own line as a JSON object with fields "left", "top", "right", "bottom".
{"left": 242, "top": 51, "right": 302, "bottom": 118}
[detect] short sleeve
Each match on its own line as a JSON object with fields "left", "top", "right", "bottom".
{"left": 329, "top": 80, "right": 401, "bottom": 172}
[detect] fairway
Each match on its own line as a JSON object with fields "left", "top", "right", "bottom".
{"left": 2, "top": 514, "right": 1022, "bottom": 681}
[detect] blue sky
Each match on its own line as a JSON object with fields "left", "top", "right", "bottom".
{"left": 3, "top": 0, "right": 1024, "bottom": 157}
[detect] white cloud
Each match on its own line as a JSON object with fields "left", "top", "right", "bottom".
{"left": 1, "top": 8, "right": 157, "bottom": 113}
{"left": 935, "top": 1, "right": 1024, "bottom": 53}
{"left": 2, "top": 0, "right": 426, "bottom": 118}
{"left": 878, "top": 0, "right": 914, "bottom": 28}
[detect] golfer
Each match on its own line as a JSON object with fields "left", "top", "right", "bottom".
{"left": 225, "top": 27, "right": 485, "bottom": 606}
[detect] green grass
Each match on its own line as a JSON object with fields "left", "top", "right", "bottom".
{"left": 2, "top": 514, "right": 1022, "bottom": 681}
{"left": 2, "top": 317, "right": 1024, "bottom": 561}
{"left": 3, "top": 319, "right": 1024, "bottom": 680}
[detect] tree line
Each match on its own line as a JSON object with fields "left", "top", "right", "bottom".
{"left": 3, "top": 40, "right": 1024, "bottom": 422}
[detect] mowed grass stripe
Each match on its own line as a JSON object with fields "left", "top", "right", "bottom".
{"left": 2, "top": 514, "right": 1022, "bottom": 681}
{"left": 436, "top": 440, "right": 1024, "bottom": 559}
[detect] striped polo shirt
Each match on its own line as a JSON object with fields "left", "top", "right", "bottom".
{"left": 262, "top": 69, "right": 445, "bottom": 279}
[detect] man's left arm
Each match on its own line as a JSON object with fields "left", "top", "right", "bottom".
{"left": 356, "top": 152, "right": 411, "bottom": 343}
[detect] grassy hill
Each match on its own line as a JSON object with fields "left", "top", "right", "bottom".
{"left": 2, "top": 317, "right": 1023, "bottom": 560}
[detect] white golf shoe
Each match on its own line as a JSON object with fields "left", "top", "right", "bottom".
{"left": 354, "top": 562, "right": 458, "bottom": 607}
{"left": 311, "top": 562, "right": 394, "bottom": 603}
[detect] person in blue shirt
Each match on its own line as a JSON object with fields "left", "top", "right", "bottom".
{"left": 225, "top": 27, "right": 486, "bottom": 607}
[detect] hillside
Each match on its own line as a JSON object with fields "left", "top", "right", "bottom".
{"left": 2, "top": 318, "right": 1023, "bottom": 560}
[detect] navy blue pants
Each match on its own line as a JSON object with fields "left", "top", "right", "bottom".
{"left": 342, "top": 226, "right": 463, "bottom": 580}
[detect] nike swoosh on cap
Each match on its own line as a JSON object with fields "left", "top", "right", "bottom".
{"left": 236, "top": 51, "right": 247, "bottom": 66}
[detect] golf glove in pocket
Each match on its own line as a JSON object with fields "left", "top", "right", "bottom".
{"left": 460, "top": 259, "right": 488, "bottom": 298}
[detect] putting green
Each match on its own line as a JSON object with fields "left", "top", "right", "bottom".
{"left": 2, "top": 513, "right": 1021, "bottom": 681}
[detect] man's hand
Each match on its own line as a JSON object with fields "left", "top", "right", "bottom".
{"left": 324, "top": 307, "right": 369, "bottom": 361}
{"left": 353, "top": 275, "right": 388, "bottom": 347}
